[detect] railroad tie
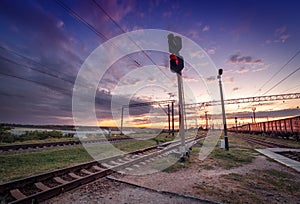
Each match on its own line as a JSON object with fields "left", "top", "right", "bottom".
{"left": 35, "top": 182, "right": 50, "bottom": 191}
{"left": 110, "top": 161, "right": 120, "bottom": 166}
{"left": 132, "top": 164, "right": 140, "bottom": 168}
{"left": 117, "top": 170, "right": 126, "bottom": 174}
{"left": 54, "top": 177, "right": 68, "bottom": 184}
{"left": 125, "top": 167, "right": 134, "bottom": 171}
{"left": 123, "top": 157, "right": 132, "bottom": 161}
{"left": 101, "top": 163, "right": 113, "bottom": 168}
{"left": 92, "top": 165, "right": 104, "bottom": 171}
{"left": 118, "top": 158, "right": 126, "bottom": 163}
{"left": 69, "top": 172, "right": 83, "bottom": 179}
{"left": 10, "top": 189, "right": 26, "bottom": 200}
{"left": 80, "top": 169, "right": 93, "bottom": 175}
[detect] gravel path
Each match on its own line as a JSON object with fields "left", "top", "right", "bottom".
{"left": 43, "top": 178, "right": 214, "bottom": 204}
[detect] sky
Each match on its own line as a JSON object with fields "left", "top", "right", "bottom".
{"left": 0, "top": 0, "right": 299, "bottom": 127}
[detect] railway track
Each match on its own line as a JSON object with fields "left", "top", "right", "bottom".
{"left": 0, "top": 136, "right": 201, "bottom": 204}
{"left": 237, "top": 135, "right": 294, "bottom": 148}
{"left": 0, "top": 137, "right": 133, "bottom": 154}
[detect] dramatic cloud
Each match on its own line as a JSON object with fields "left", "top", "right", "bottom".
{"left": 202, "top": 25, "right": 210, "bottom": 32}
{"left": 232, "top": 87, "right": 239, "bottom": 92}
{"left": 227, "top": 53, "right": 267, "bottom": 73}
{"left": 228, "top": 53, "right": 263, "bottom": 65}
{"left": 207, "top": 47, "right": 216, "bottom": 55}
{"left": 206, "top": 76, "right": 216, "bottom": 83}
{"left": 265, "top": 25, "right": 291, "bottom": 44}
{"left": 236, "top": 67, "right": 249, "bottom": 73}
{"left": 224, "top": 76, "right": 234, "bottom": 84}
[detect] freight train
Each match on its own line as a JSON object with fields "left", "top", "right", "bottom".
{"left": 230, "top": 115, "right": 300, "bottom": 141}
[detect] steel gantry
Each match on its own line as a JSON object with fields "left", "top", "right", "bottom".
{"left": 185, "top": 92, "right": 300, "bottom": 108}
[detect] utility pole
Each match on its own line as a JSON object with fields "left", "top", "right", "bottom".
{"left": 172, "top": 101, "right": 174, "bottom": 137}
{"left": 120, "top": 106, "right": 124, "bottom": 135}
{"left": 177, "top": 73, "right": 185, "bottom": 154}
{"left": 217, "top": 69, "right": 229, "bottom": 150}
{"left": 205, "top": 111, "right": 209, "bottom": 130}
{"left": 235, "top": 117, "right": 238, "bottom": 134}
{"left": 168, "top": 104, "right": 171, "bottom": 135}
{"left": 252, "top": 107, "right": 256, "bottom": 123}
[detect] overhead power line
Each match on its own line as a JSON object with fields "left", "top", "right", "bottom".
{"left": 56, "top": 0, "right": 177, "bottom": 88}
{"left": 255, "top": 50, "right": 300, "bottom": 95}
{"left": 92, "top": 0, "right": 170, "bottom": 78}
{"left": 55, "top": 0, "right": 142, "bottom": 67}
{"left": 0, "top": 53, "right": 74, "bottom": 85}
{"left": 262, "top": 66, "right": 300, "bottom": 95}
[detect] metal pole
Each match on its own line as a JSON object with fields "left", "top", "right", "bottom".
{"left": 235, "top": 117, "right": 238, "bottom": 134}
{"left": 252, "top": 107, "right": 256, "bottom": 123}
{"left": 168, "top": 104, "right": 171, "bottom": 135}
{"left": 218, "top": 71, "right": 229, "bottom": 150}
{"left": 177, "top": 73, "right": 185, "bottom": 154}
{"left": 120, "top": 106, "right": 124, "bottom": 135}
{"left": 205, "top": 111, "right": 208, "bottom": 130}
{"left": 172, "top": 102, "right": 174, "bottom": 137}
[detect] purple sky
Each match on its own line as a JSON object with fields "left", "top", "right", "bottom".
{"left": 0, "top": 0, "right": 299, "bottom": 125}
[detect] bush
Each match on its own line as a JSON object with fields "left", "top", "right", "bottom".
{"left": 0, "top": 129, "right": 74, "bottom": 143}
{"left": 0, "top": 132, "right": 16, "bottom": 143}
{"left": 0, "top": 126, "right": 15, "bottom": 143}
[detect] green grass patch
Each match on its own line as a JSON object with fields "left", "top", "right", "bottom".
{"left": 0, "top": 138, "right": 160, "bottom": 182}
{"left": 152, "top": 133, "right": 175, "bottom": 144}
{"left": 0, "top": 146, "right": 93, "bottom": 183}
{"left": 113, "top": 139, "right": 157, "bottom": 152}
{"left": 224, "top": 169, "right": 300, "bottom": 195}
{"left": 208, "top": 148, "right": 254, "bottom": 169}
{"left": 0, "top": 137, "right": 79, "bottom": 146}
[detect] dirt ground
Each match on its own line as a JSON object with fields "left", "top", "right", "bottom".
{"left": 114, "top": 155, "right": 299, "bottom": 203}
{"left": 45, "top": 136, "right": 300, "bottom": 204}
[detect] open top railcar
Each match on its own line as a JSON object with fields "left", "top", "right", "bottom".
{"left": 230, "top": 115, "right": 300, "bottom": 140}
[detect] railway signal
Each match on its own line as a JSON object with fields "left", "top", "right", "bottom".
{"left": 170, "top": 54, "right": 184, "bottom": 74}
{"left": 168, "top": 33, "right": 184, "bottom": 74}
{"left": 168, "top": 33, "right": 186, "bottom": 159}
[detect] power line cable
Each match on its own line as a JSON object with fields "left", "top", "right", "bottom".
{"left": 54, "top": 0, "right": 141, "bottom": 68}
{"left": 0, "top": 71, "right": 71, "bottom": 95}
{"left": 55, "top": 0, "right": 178, "bottom": 110}
{"left": 92, "top": 0, "right": 176, "bottom": 86}
{"left": 248, "top": 50, "right": 300, "bottom": 112}
{"left": 0, "top": 47, "right": 113, "bottom": 96}
{"left": 263, "top": 66, "right": 300, "bottom": 95}
{"left": 255, "top": 50, "right": 300, "bottom": 96}
{"left": 0, "top": 54, "right": 74, "bottom": 84}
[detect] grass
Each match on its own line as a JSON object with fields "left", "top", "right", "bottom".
{"left": 193, "top": 168, "right": 300, "bottom": 203}
{"left": 224, "top": 169, "right": 300, "bottom": 195}
{"left": 193, "top": 180, "right": 265, "bottom": 203}
{"left": 0, "top": 146, "right": 93, "bottom": 183}
{"left": 0, "top": 135, "right": 166, "bottom": 183}
{"left": 205, "top": 148, "right": 255, "bottom": 169}
{"left": 0, "top": 137, "right": 79, "bottom": 146}
{"left": 113, "top": 139, "right": 157, "bottom": 152}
